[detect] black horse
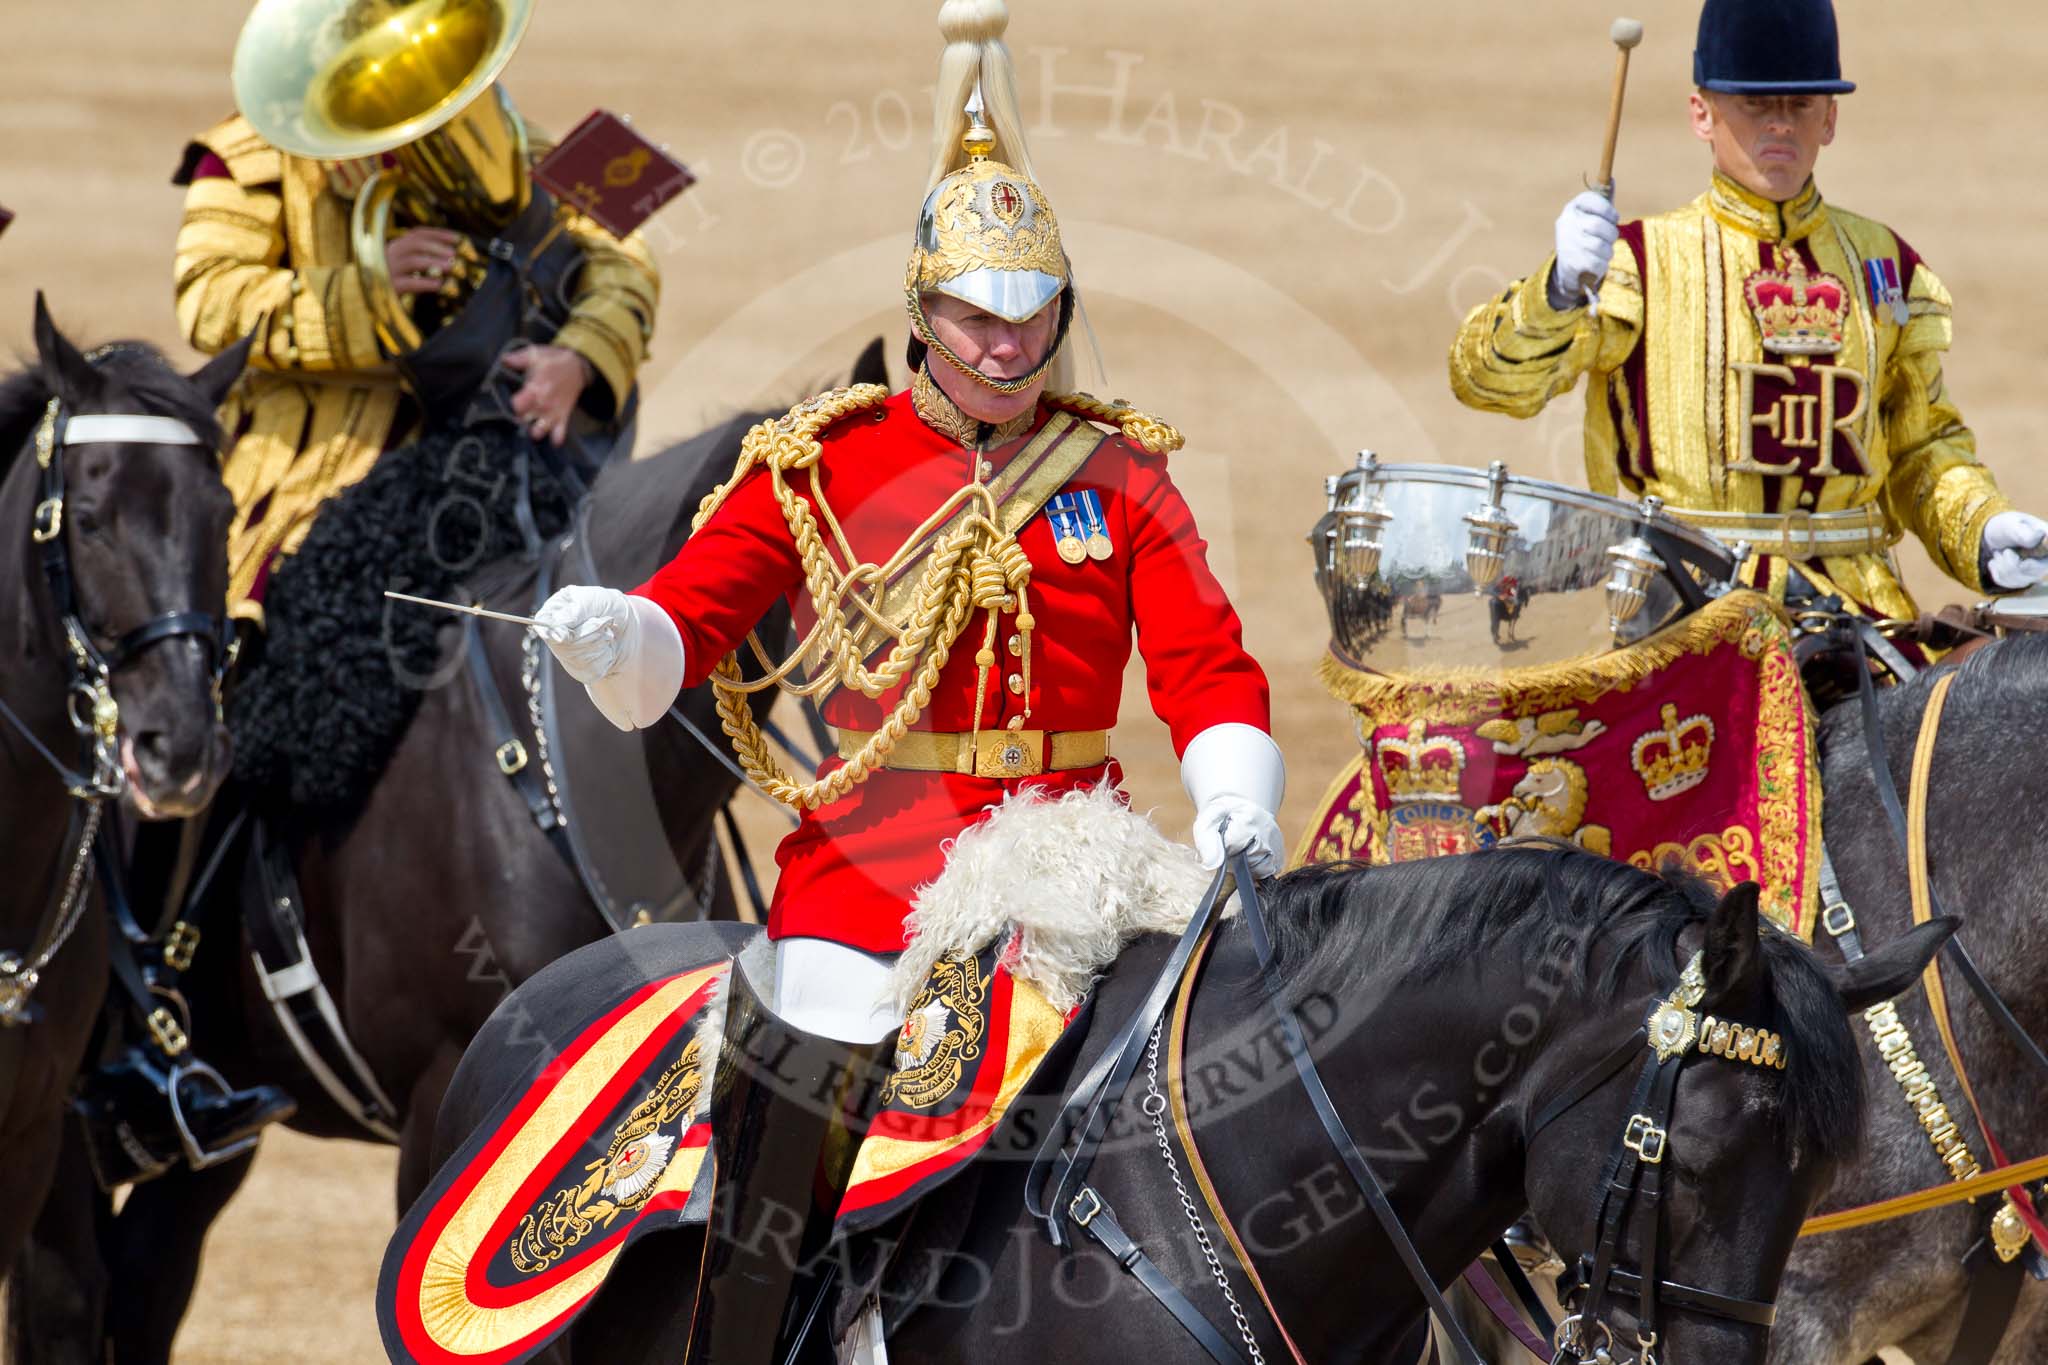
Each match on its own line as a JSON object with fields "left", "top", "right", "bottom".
{"left": 1489, "top": 578, "right": 1526, "bottom": 645}
{"left": 7, "top": 349, "right": 883, "bottom": 1362}
{"left": 1765, "top": 638, "right": 2048, "bottom": 1363}
{"left": 0, "top": 300, "right": 246, "bottom": 1291}
{"left": 423, "top": 845, "right": 1950, "bottom": 1363}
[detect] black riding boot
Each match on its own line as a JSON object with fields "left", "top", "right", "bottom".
{"left": 683, "top": 957, "right": 897, "bottom": 1364}
{"left": 71, "top": 1040, "right": 296, "bottom": 1190}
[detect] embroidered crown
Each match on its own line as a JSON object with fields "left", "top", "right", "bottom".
{"left": 1379, "top": 721, "right": 1467, "bottom": 804}
{"left": 1744, "top": 247, "right": 1848, "bottom": 357}
{"left": 1631, "top": 704, "right": 1715, "bottom": 801}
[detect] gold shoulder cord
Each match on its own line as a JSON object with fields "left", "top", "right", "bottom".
{"left": 694, "top": 387, "right": 1183, "bottom": 811}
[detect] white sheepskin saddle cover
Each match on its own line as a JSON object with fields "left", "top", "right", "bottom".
{"left": 895, "top": 781, "right": 1214, "bottom": 1013}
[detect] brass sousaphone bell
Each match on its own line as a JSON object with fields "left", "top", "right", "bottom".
{"left": 232, "top": 0, "right": 537, "bottom": 354}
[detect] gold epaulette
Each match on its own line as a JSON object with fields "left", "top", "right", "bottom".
{"left": 1043, "top": 391, "right": 1183, "bottom": 457}
{"left": 181, "top": 114, "right": 282, "bottom": 188}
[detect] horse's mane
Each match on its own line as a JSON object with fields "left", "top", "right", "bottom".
{"left": 0, "top": 344, "right": 226, "bottom": 480}
{"left": 1258, "top": 844, "right": 1865, "bottom": 1163}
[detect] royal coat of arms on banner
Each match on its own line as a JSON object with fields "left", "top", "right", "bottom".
{"left": 1294, "top": 590, "right": 1820, "bottom": 936}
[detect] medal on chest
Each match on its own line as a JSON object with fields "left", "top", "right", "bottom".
{"left": 1048, "top": 493, "right": 1087, "bottom": 564}
{"left": 1863, "top": 257, "right": 1913, "bottom": 327}
{"left": 1727, "top": 243, "right": 1870, "bottom": 480}
{"left": 1045, "top": 490, "right": 1112, "bottom": 564}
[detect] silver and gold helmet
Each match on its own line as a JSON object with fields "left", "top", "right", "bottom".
{"left": 905, "top": 93, "right": 1073, "bottom": 394}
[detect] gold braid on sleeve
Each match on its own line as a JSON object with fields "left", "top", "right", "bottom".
{"left": 693, "top": 383, "right": 1052, "bottom": 811}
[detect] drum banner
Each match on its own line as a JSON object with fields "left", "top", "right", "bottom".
{"left": 380, "top": 949, "right": 1070, "bottom": 1363}
{"left": 1294, "top": 590, "right": 1820, "bottom": 936}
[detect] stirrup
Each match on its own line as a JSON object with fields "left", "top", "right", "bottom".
{"left": 166, "top": 1059, "right": 294, "bottom": 1169}
{"left": 71, "top": 1047, "right": 296, "bottom": 1190}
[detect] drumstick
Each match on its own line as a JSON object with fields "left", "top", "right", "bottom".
{"left": 1596, "top": 19, "right": 1644, "bottom": 194}
{"left": 383, "top": 590, "right": 547, "bottom": 630}
{"left": 1581, "top": 18, "right": 1644, "bottom": 316}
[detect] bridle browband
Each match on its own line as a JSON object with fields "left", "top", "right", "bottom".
{"left": 1024, "top": 856, "right": 1794, "bottom": 1365}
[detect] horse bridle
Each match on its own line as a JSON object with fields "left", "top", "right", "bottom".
{"left": 1026, "top": 856, "right": 1792, "bottom": 1365}
{"left": 1520, "top": 951, "right": 1785, "bottom": 1365}
{"left": 0, "top": 387, "right": 229, "bottom": 1037}
{"left": 25, "top": 394, "right": 234, "bottom": 797}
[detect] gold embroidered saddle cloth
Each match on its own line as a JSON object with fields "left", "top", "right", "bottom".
{"left": 1296, "top": 591, "right": 1823, "bottom": 936}
{"left": 374, "top": 925, "right": 1075, "bottom": 1363}
{"left": 376, "top": 785, "right": 1206, "bottom": 1363}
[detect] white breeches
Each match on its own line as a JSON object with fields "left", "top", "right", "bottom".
{"left": 772, "top": 937, "right": 900, "bottom": 1044}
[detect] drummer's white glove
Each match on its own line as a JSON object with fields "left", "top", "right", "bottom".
{"left": 1182, "top": 723, "right": 1287, "bottom": 878}
{"left": 1547, "top": 190, "right": 1620, "bottom": 312}
{"left": 533, "top": 585, "right": 685, "bottom": 731}
{"left": 1982, "top": 511, "right": 2048, "bottom": 591}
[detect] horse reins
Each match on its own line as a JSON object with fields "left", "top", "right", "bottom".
{"left": 1026, "top": 854, "right": 1788, "bottom": 1365}
{"left": 0, "top": 392, "right": 230, "bottom": 1038}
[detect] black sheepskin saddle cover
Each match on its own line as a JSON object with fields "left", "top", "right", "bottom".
{"left": 229, "top": 420, "right": 574, "bottom": 817}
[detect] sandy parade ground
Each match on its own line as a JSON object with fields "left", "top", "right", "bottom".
{"left": 4, "top": 0, "right": 2045, "bottom": 1357}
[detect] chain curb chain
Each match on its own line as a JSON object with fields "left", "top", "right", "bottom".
{"left": 1143, "top": 1021, "right": 1265, "bottom": 1364}
{"left": 0, "top": 801, "right": 104, "bottom": 1023}
{"left": 519, "top": 631, "right": 567, "bottom": 829}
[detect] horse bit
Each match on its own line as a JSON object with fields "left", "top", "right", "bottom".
{"left": 0, "top": 382, "right": 234, "bottom": 1027}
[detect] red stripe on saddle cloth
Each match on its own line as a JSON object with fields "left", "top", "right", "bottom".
{"left": 390, "top": 969, "right": 720, "bottom": 1364}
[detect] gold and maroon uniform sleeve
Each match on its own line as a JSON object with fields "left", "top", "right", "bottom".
{"left": 1121, "top": 447, "right": 1271, "bottom": 757}
{"left": 1448, "top": 241, "right": 1645, "bottom": 420}
{"left": 551, "top": 208, "right": 660, "bottom": 418}
{"left": 171, "top": 118, "right": 384, "bottom": 372}
{"left": 1879, "top": 252, "right": 2011, "bottom": 592}
{"left": 633, "top": 468, "right": 803, "bottom": 687}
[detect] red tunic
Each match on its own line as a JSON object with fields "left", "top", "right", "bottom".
{"left": 634, "top": 389, "right": 1270, "bottom": 950}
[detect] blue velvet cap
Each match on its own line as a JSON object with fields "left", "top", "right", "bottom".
{"left": 1694, "top": 0, "right": 1855, "bottom": 95}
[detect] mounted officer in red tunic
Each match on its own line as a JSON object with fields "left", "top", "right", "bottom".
{"left": 532, "top": 0, "right": 1284, "bottom": 1353}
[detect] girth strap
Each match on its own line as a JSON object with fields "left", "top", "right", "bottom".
{"left": 245, "top": 820, "right": 400, "bottom": 1141}
{"left": 1067, "top": 1185, "right": 1249, "bottom": 1364}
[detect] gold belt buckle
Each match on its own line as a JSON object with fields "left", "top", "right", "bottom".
{"left": 1777, "top": 508, "right": 1816, "bottom": 558}
{"left": 973, "top": 731, "right": 1045, "bottom": 779}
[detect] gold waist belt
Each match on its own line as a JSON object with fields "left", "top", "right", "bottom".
{"left": 1662, "top": 504, "right": 1899, "bottom": 560}
{"left": 836, "top": 728, "right": 1110, "bottom": 780}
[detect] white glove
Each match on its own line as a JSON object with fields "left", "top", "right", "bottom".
{"left": 535, "top": 585, "right": 632, "bottom": 681}
{"left": 1983, "top": 511, "right": 2048, "bottom": 591}
{"left": 1547, "top": 190, "right": 1621, "bottom": 312}
{"left": 1181, "top": 723, "right": 1287, "bottom": 878}
{"left": 533, "top": 586, "right": 684, "bottom": 731}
